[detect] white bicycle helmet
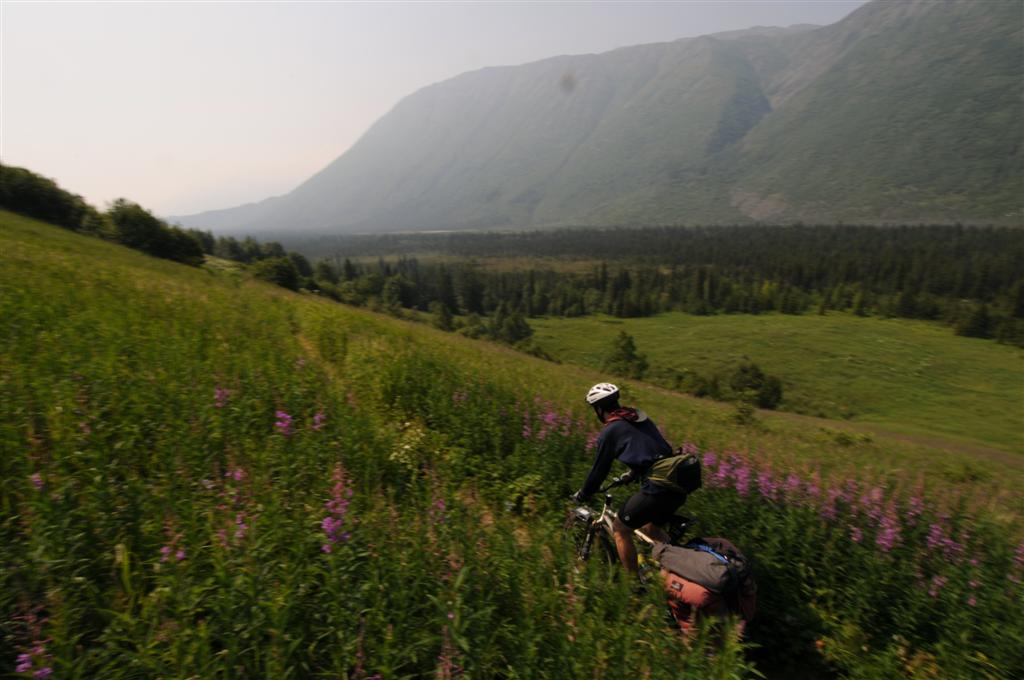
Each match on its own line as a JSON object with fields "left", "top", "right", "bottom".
{"left": 585, "top": 382, "right": 619, "bottom": 405}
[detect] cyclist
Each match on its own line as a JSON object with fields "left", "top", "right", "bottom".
{"left": 571, "top": 382, "right": 688, "bottom": 575}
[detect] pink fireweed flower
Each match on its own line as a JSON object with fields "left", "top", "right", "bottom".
{"left": 711, "top": 456, "right": 732, "bottom": 487}
{"left": 757, "top": 469, "right": 779, "bottom": 501}
{"left": 702, "top": 450, "right": 718, "bottom": 470}
{"left": 160, "top": 545, "right": 172, "bottom": 563}
{"left": 274, "top": 411, "right": 293, "bottom": 437}
{"left": 680, "top": 442, "right": 700, "bottom": 457}
{"left": 967, "top": 595, "right": 977, "bottom": 607}
{"left": 29, "top": 473, "right": 43, "bottom": 490}
{"left": 926, "top": 522, "right": 946, "bottom": 551}
{"left": 321, "top": 463, "right": 353, "bottom": 553}
{"left": 225, "top": 467, "right": 246, "bottom": 483}
{"left": 820, "top": 488, "right": 841, "bottom": 521}
{"left": 783, "top": 474, "right": 802, "bottom": 496}
{"left": 875, "top": 513, "right": 900, "bottom": 553}
{"left": 175, "top": 548, "right": 186, "bottom": 561}
{"left": 15, "top": 636, "right": 52, "bottom": 677}
{"left": 521, "top": 409, "right": 532, "bottom": 440}
{"left": 859, "top": 487, "right": 885, "bottom": 522}
{"left": 214, "top": 386, "right": 230, "bottom": 408}
{"left": 312, "top": 410, "right": 327, "bottom": 432}
{"left": 850, "top": 525, "right": 863, "bottom": 543}
{"left": 805, "top": 471, "right": 822, "bottom": 500}
{"left": 430, "top": 497, "right": 447, "bottom": 525}
{"left": 733, "top": 462, "right": 751, "bottom": 496}
{"left": 928, "top": 575, "right": 948, "bottom": 598}
{"left": 234, "top": 512, "right": 249, "bottom": 541}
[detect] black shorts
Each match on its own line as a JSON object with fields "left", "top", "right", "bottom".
{"left": 618, "top": 490, "right": 687, "bottom": 529}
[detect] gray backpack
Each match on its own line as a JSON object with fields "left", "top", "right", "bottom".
{"left": 652, "top": 537, "right": 751, "bottom": 594}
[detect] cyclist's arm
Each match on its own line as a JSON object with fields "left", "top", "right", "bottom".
{"left": 578, "top": 428, "right": 618, "bottom": 498}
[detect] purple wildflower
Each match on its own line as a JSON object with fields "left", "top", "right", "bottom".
{"left": 711, "top": 456, "right": 732, "bottom": 488}
{"left": 175, "top": 548, "right": 186, "bottom": 562}
{"left": 783, "top": 474, "right": 802, "bottom": 496}
{"left": 875, "top": 513, "right": 900, "bottom": 553}
{"left": 906, "top": 493, "right": 924, "bottom": 525}
{"left": 805, "top": 471, "right": 821, "bottom": 500}
{"left": 819, "top": 487, "right": 840, "bottom": 521}
{"left": 321, "top": 463, "right": 353, "bottom": 553}
{"left": 274, "top": 411, "right": 293, "bottom": 437}
{"left": 928, "top": 575, "right": 948, "bottom": 598}
{"left": 214, "top": 386, "right": 230, "bottom": 408}
{"left": 312, "top": 410, "right": 327, "bottom": 432}
{"left": 29, "top": 473, "right": 43, "bottom": 490}
{"left": 733, "top": 462, "right": 751, "bottom": 496}
{"left": 926, "top": 522, "right": 946, "bottom": 551}
{"left": 160, "top": 545, "right": 172, "bottom": 563}
{"left": 859, "top": 487, "right": 884, "bottom": 521}
{"left": 966, "top": 596, "right": 977, "bottom": 607}
{"left": 15, "top": 637, "right": 52, "bottom": 677}
{"left": 702, "top": 450, "right": 718, "bottom": 470}
{"left": 757, "top": 469, "right": 779, "bottom": 501}
{"left": 680, "top": 442, "right": 700, "bottom": 457}
{"left": 234, "top": 512, "right": 248, "bottom": 541}
{"left": 430, "top": 497, "right": 447, "bottom": 525}
{"left": 850, "top": 525, "right": 863, "bottom": 543}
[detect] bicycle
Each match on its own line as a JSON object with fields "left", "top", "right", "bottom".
{"left": 565, "top": 474, "right": 697, "bottom": 565}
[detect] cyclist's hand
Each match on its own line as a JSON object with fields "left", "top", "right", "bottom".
{"left": 612, "top": 472, "right": 635, "bottom": 485}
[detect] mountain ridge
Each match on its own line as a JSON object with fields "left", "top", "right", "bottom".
{"left": 174, "top": 0, "right": 1022, "bottom": 234}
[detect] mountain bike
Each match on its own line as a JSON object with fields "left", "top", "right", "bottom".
{"left": 565, "top": 474, "right": 696, "bottom": 564}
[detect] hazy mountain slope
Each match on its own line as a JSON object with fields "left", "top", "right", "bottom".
{"left": 176, "top": 0, "right": 1022, "bottom": 233}
{"left": 728, "top": 0, "right": 1024, "bottom": 222}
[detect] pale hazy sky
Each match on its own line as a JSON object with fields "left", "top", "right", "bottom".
{"left": 1, "top": 1, "right": 867, "bottom": 217}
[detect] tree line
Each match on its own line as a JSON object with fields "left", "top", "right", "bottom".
{"left": 303, "top": 251, "right": 1024, "bottom": 346}
{"left": 0, "top": 164, "right": 314, "bottom": 285}
{"left": 5, "top": 162, "right": 1021, "bottom": 346}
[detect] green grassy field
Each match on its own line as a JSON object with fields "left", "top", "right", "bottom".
{"left": 3, "top": 211, "right": 1024, "bottom": 678}
{"left": 530, "top": 313, "right": 1024, "bottom": 455}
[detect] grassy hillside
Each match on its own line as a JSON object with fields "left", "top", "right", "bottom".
{"left": 3, "top": 211, "right": 1023, "bottom": 678}
{"left": 530, "top": 313, "right": 1024, "bottom": 455}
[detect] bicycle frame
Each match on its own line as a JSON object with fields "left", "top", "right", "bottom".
{"left": 568, "top": 479, "right": 694, "bottom": 563}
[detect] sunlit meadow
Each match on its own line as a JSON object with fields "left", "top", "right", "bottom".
{"left": 2, "top": 212, "right": 1021, "bottom": 678}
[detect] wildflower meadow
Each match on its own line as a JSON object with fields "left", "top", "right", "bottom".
{"left": 2, "top": 212, "right": 1022, "bottom": 678}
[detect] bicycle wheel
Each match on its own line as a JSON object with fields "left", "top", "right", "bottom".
{"left": 564, "top": 512, "right": 596, "bottom": 561}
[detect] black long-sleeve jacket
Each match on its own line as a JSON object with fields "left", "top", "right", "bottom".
{"left": 579, "top": 409, "right": 673, "bottom": 498}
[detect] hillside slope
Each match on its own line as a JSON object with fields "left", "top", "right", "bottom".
{"left": 177, "top": 0, "right": 1022, "bottom": 233}
{"left": 4, "top": 212, "right": 1024, "bottom": 678}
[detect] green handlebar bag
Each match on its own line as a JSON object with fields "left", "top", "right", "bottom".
{"left": 647, "top": 453, "right": 702, "bottom": 494}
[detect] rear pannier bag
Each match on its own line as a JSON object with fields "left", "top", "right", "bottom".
{"left": 652, "top": 537, "right": 751, "bottom": 595}
{"left": 647, "top": 452, "right": 702, "bottom": 494}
